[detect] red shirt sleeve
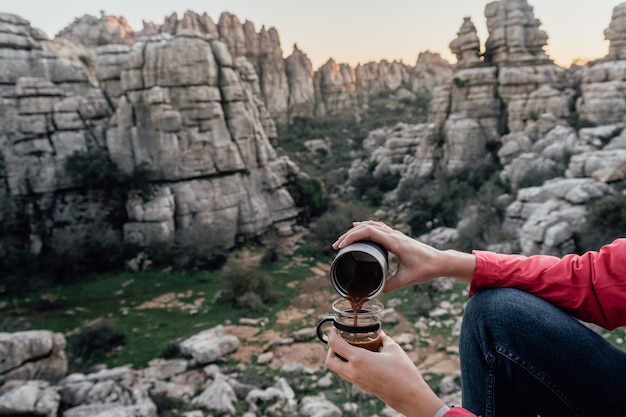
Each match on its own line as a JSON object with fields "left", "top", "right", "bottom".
{"left": 446, "top": 407, "right": 479, "bottom": 416}
{"left": 470, "top": 238, "right": 626, "bottom": 330}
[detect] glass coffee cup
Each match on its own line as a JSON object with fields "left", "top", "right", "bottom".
{"left": 316, "top": 298, "right": 384, "bottom": 352}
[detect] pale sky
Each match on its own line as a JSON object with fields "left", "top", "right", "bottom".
{"left": 3, "top": 1, "right": 621, "bottom": 69}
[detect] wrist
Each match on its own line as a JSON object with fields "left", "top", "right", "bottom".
{"left": 440, "top": 249, "right": 476, "bottom": 283}
{"left": 433, "top": 405, "right": 451, "bottom": 417}
{"left": 392, "top": 379, "right": 446, "bottom": 417}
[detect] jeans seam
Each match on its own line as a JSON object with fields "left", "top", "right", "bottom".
{"left": 494, "top": 344, "right": 582, "bottom": 416}
{"left": 486, "top": 368, "right": 494, "bottom": 417}
{"left": 483, "top": 351, "right": 495, "bottom": 417}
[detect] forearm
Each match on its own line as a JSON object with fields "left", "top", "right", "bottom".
{"left": 431, "top": 249, "right": 476, "bottom": 284}
{"left": 470, "top": 238, "right": 626, "bottom": 329}
{"left": 385, "top": 378, "right": 445, "bottom": 417}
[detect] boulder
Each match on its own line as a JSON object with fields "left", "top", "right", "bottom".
{"left": 0, "top": 330, "right": 67, "bottom": 384}
{"left": 57, "top": 367, "right": 157, "bottom": 417}
{"left": 190, "top": 373, "right": 237, "bottom": 413}
{"left": 0, "top": 380, "right": 60, "bottom": 417}
{"left": 245, "top": 377, "right": 296, "bottom": 413}
{"left": 179, "top": 325, "right": 240, "bottom": 364}
{"left": 299, "top": 394, "right": 342, "bottom": 417}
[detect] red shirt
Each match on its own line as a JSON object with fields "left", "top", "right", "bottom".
{"left": 444, "top": 238, "right": 626, "bottom": 416}
{"left": 471, "top": 238, "right": 626, "bottom": 330}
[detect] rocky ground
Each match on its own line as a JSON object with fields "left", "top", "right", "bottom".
{"left": 0, "top": 249, "right": 467, "bottom": 417}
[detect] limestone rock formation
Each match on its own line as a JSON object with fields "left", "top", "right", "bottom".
{"left": 101, "top": 30, "right": 300, "bottom": 247}
{"left": 179, "top": 325, "right": 240, "bottom": 365}
{"left": 447, "top": 1, "right": 626, "bottom": 255}
{"left": 577, "top": 3, "right": 626, "bottom": 126}
{"left": 604, "top": 2, "right": 626, "bottom": 60}
{"left": 313, "top": 59, "right": 359, "bottom": 116}
{"left": 344, "top": 0, "right": 626, "bottom": 257}
{"left": 191, "top": 373, "right": 237, "bottom": 413}
{"left": 0, "top": 330, "right": 68, "bottom": 384}
{"left": 8, "top": 1, "right": 626, "bottom": 261}
{"left": 58, "top": 367, "right": 157, "bottom": 417}
{"left": 0, "top": 12, "right": 301, "bottom": 260}
{"left": 58, "top": 10, "right": 453, "bottom": 123}
{"left": 55, "top": 14, "right": 136, "bottom": 47}
{"left": 250, "top": 26, "right": 290, "bottom": 122}
{"left": 285, "top": 44, "right": 315, "bottom": 118}
{"left": 0, "top": 380, "right": 60, "bottom": 417}
{"left": 0, "top": 13, "right": 120, "bottom": 257}
{"left": 483, "top": 0, "right": 551, "bottom": 65}
{"left": 428, "top": 0, "right": 570, "bottom": 176}
{"left": 409, "top": 51, "right": 456, "bottom": 95}
{"left": 156, "top": 10, "right": 219, "bottom": 39}
{"left": 503, "top": 178, "right": 614, "bottom": 255}
{"left": 449, "top": 17, "right": 481, "bottom": 68}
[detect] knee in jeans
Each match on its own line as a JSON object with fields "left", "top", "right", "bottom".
{"left": 462, "top": 288, "right": 530, "bottom": 334}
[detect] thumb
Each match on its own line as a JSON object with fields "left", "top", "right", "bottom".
{"left": 382, "top": 269, "right": 410, "bottom": 293}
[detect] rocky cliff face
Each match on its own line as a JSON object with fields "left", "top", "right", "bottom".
{"left": 4, "top": 0, "right": 626, "bottom": 262}
{"left": 0, "top": 12, "right": 302, "bottom": 262}
{"left": 56, "top": 10, "right": 454, "bottom": 123}
{"left": 351, "top": 0, "right": 626, "bottom": 256}
{"left": 0, "top": 8, "right": 455, "bottom": 263}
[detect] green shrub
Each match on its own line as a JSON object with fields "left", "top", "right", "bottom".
{"left": 350, "top": 168, "right": 377, "bottom": 198}
{"left": 376, "top": 171, "right": 401, "bottom": 192}
{"left": 0, "top": 313, "right": 29, "bottom": 332}
{"left": 349, "top": 161, "right": 401, "bottom": 204}
{"left": 65, "top": 148, "right": 124, "bottom": 190}
{"left": 578, "top": 194, "right": 626, "bottom": 252}
{"left": 516, "top": 165, "right": 564, "bottom": 190}
{"left": 0, "top": 239, "right": 142, "bottom": 294}
{"left": 568, "top": 113, "right": 598, "bottom": 130}
{"left": 69, "top": 318, "right": 126, "bottom": 362}
{"left": 51, "top": 239, "right": 141, "bottom": 281}
{"left": 146, "top": 238, "right": 227, "bottom": 272}
{"left": 291, "top": 176, "right": 329, "bottom": 222}
{"left": 402, "top": 165, "right": 505, "bottom": 237}
{"left": 217, "top": 263, "right": 277, "bottom": 312}
{"left": 65, "top": 149, "right": 154, "bottom": 199}
{"left": 452, "top": 77, "right": 467, "bottom": 88}
{"left": 407, "top": 178, "right": 475, "bottom": 235}
{"left": 308, "top": 201, "right": 374, "bottom": 256}
{"left": 413, "top": 93, "right": 432, "bottom": 114}
{"left": 159, "top": 341, "right": 182, "bottom": 359}
{"left": 410, "top": 281, "right": 437, "bottom": 317}
{"left": 454, "top": 207, "right": 506, "bottom": 252}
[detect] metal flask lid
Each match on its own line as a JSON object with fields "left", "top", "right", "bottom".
{"left": 330, "top": 240, "right": 388, "bottom": 300}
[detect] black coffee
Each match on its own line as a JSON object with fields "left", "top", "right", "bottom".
{"left": 335, "top": 254, "right": 383, "bottom": 299}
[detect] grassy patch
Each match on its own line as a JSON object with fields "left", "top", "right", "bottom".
{"left": 1, "top": 256, "right": 315, "bottom": 371}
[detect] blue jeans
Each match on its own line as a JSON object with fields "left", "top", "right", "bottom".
{"left": 459, "top": 288, "right": 626, "bottom": 417}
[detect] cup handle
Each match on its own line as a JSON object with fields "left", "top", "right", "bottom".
{"left": 316, "top": 314, "right": 335, "bottom": 344}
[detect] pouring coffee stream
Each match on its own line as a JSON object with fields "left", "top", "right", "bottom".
{"left": 340, "top": 260, "right": 385, "bottom": 325}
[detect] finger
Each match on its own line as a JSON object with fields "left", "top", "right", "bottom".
{"left": 327, "top": 327, "right": 357, "bottom": 360}
{"left": 333, "top": 223, "right": 392, "bottom": 249}
{"left": 379, "top": 330, "right": 395, "bottom": 349}
{"left": 382, "top": 274, "right": 403, "bottom": 293}
{"left": 325, "top": 330, "right": 351, "bottom": 372}
{"left": 332, "top": 221, "right": 371, "bottom": 247}
{"left": 379, "top": 331, "right": 405, "bottom": 356}
{"left": 325, "top": 344, "right": 339, "bottom": 365}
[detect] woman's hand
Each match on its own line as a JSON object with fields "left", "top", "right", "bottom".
{"left": 325, "top": 328, "right": 445, "bottom": 417}
{"left": 332, "top": 220, "right": 476, "bottom": 292}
